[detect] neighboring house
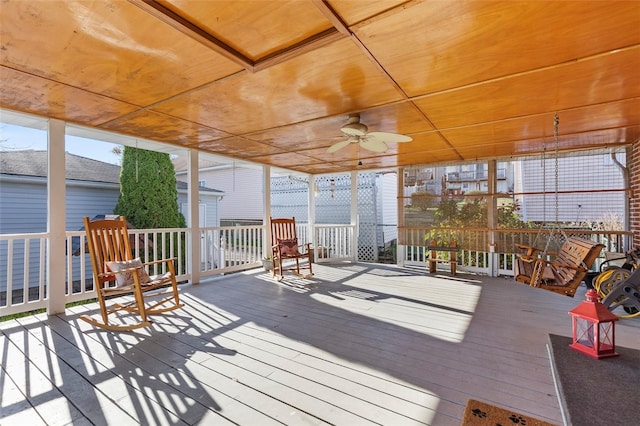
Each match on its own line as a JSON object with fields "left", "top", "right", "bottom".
{"left": 403, "top": 153, "right": 626, "bottom": 225}
{"left": 174, "top": 155, "right": 399, "bottom": 262}
{"left": 173, "top": 156, "right": 263, "bottom": 225}
{"left": 270, "top": 173, "right": 385, "bottom": 262}
{"left": 513, "top": 153, "right": 626, "bottom": 223}
{"left": 0, "top": 150, "right": 223, "bottom": 292}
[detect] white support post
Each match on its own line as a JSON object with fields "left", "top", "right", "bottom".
{"left": 187, "top": 149, "right": 200, "bottom": 284}
{"left": 47, "top": 119, "right": 66, "bottom": 315}
{"left": 351, "top": 171, "right": 358, "bottom": 261}
{"left": 487, "top": 160, "right": 499, "bottom": 277}
{"left": 308, "top": 174, "right": 316, "bottom": 260}
{"left": 396, "top": 167, "right": 405, "bottom": 266}
{"left": 263, "top": 166, "right": 271, "bottom": 260}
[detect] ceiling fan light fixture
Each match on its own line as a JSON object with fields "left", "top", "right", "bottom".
{"left": 328, "top": 113, "right": 412, "bottom": 154}
{"left": 341, "top": 122, "right": 368, "bottom": 136}
{"left": 340, "top": 114, "right": 367, "bottom": 136}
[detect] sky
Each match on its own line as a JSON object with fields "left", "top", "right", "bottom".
{"left": 0, "top": 122, "right": 121, "bottom": 165}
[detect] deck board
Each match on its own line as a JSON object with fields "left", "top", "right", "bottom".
{"left": 2, "top": 263, "right": 639, "bottom": 425}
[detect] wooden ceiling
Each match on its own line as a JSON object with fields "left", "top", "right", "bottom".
{"left": 1, "top": 1, "right": 639, "bottom": 174}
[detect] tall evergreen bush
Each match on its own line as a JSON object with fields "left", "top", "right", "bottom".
{"left": 114, "top": 147, "right": 186, "bottom": 229}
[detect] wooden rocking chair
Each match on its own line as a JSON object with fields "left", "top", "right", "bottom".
{"left": 81, "top": 216, "right": 183, "bottom": 331}
{"left": 514, "top": 236, "right": 604, "bottom": 297}
{"left": 270, "top": 216, "right": 313, "bottom": 280}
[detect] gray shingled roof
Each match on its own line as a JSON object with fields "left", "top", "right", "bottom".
{"left": 0, "top": 150, "right": 223, "bottom": 193}
{"left": 0, "top": 150, "right": 120, "bottom": 183}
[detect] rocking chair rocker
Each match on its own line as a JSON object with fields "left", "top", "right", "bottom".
{"left": 81, "top": 216, "right": 183, "bottom": 330}
{"left": 270, "top": 216, "right": 313, "bottom": 280}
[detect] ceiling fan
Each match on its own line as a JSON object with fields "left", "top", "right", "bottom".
{"left": 327, "top": 114, "right": 412, "bottom": 153}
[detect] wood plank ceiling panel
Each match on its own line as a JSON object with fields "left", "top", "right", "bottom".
{"left": 0, "top": 0, "right": 638, "bottom": 174}
{"left": 413, "top": 48, "right": 640, "bottom": 129}
{"left": 99, "top": 110, "right": 233, "bottom": 145}
{"left": 248, "top": 151, "right": 328, "bottom": 171}
{"left": 356, "top": 1, "right": 640, "bottom": 97}
{"left": 439, "top": 99, "right": 640, "bottom": 154}
{"left": 158, "top": 0, "right": 334, "bottom": 60}
{"left": 244, "top": 117, "right": 349, "bottom": 148}
{"left": 0, "top": 1, "right": 242, "bottom": 108}
{"left": 195, "top": 137, "right": 287, "bottom": 158}
{"left": 328, "top": 0, "right": 412, "bottom": 26}
{"left": 456, "top": 126, "right": 640, "bottom": 161}
{"left": 150, "top": 38, "right": 406, "bottom": 135}
{"left": 0, "top": 67, "right": 142, "bottom": 126}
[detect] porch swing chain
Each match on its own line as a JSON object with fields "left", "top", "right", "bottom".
{"left": 532, "top": 113, "right": 561, "bottom": 286}
{"left": 554, "top": 112, "right": 559, "bottom": 226}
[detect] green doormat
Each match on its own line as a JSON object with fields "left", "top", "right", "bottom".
{"left": 462, "top": 399, "right": 557, "bottom": 426}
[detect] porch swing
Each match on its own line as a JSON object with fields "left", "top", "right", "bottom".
{"left": 514, "top": 113, "right": 604, "bottom": 297}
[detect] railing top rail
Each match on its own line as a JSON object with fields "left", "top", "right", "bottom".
{"left": 201, "top": 224, "right": 266, "bottom": 231}
{"left": 399, "top": 226, "right": 491, "bottom": 232}
{"left": 494, "top": 228, "right": 633, "bottom": 236}
{"left": 127, "top": 227, "right": 188, "bottom": 233}
{"left": 0, "top": 232, "right": 49, "bottom": 239}
{"left": 398, "top": 226, "right": 632, "bottom": 237}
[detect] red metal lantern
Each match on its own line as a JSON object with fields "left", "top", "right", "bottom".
{"left": 568, "top": 289, "right": 619, "bottom": 359}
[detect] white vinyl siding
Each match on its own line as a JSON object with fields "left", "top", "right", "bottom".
{"left": 198, "top": 167, "right": 264, "bottom": 222}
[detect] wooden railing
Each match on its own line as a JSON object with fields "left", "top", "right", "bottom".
{"left": 3, "top": 224, "right": 628, "bottom": 317}
{"left": 0, "top": 232, "right": 48, "bottom": 316}
{"left": 200, "top": 225, "right": 264, "bottom": 276}
{"left": 314, "top": 224, "right": 356, "bottom": 262}
{"left": 399, "top": 226, "right": 632, "bottom": 274}
{"left": 0, "top": 223, "right": 359, "bottom": 317}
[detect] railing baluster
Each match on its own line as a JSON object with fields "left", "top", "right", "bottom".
{"left": 23, "top": 239, "right": 29, "bottom": 303}
{"left": 7, "top": 239, "right": 14, "bottom": 306}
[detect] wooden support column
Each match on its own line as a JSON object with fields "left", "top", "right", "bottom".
{"left": 487, "top": 160, "right": 499, "bottom": 277}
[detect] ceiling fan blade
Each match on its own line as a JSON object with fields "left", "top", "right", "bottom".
{"left": 366, "top": 132, "right": 412, "bottom": 143}
{"left": 359, "top": 138, "right": 388, "bottom": 153}
{"left": 327, "top": 139, "right": 352, "bottom": 153}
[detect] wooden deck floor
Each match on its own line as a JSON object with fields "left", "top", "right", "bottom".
{"left": 2, "top": 263, "right": 639, "bottom": 426}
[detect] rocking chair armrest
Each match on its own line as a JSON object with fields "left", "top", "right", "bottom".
{"left": 98, "top": 270, "right": 120, "bottom": 279}
{"left": 142, "top": 258, "right": 177, "bottom": 267}
{"left": 101, "top": 260, "right": 175, "bottom": 279}
{"left": 99, "top": 265, "right": 144, "bottom": 279}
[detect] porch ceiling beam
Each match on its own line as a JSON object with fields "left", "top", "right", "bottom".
{"left": 310, "top": 0, "right": 350, "bottom": 35}
{"left": 128, "top": 0, "right": 255, "bottom": 72}
{"left": 129, "top": 0, "right": 347, "bottom": 74}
